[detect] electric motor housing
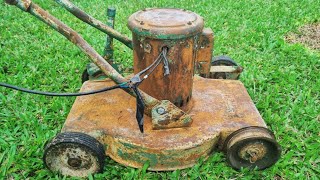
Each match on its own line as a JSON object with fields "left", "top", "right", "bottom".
{"left": 128, "top": 8, "right": 210, "bottom": 107}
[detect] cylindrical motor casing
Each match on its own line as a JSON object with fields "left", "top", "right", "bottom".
{"left": 128, "top": 8, "right": 204, "bottom": 107}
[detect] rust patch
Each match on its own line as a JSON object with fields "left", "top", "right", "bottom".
{"left": 195, "top": 28, "right": 214, "bottom": 77}
{"left": 239, "top": 143, "right": 267, "bottom": 163}
{"left": 133, "top": 35, "right": 197, "bottom": 107}
{"left": 127, "top": 8, "right": 204, "bottom": 39}
{"left": 151, "top": 100, "right": 192, "bottom": 129}
{"left": 285, "top": 23, "right": 320, "bottom": 50}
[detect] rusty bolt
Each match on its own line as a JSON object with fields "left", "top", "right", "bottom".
{"left": 144, "top": 43, "right": 151, "bottom": 53}
{"left": 156, "top": 107, "right": 166, "bottom": 115}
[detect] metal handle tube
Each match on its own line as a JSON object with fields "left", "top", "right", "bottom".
{"left": 103, "top": 7, "right": 115, "bottom": 62}
{"left": 5, "top": 0, "right": 157, "bottom": 109}
{"left": 55, "top": 0, "right": 133, "bottom": 49}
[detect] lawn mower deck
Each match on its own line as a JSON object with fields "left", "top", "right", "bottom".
{"left": 60, "top": 76, "right": 272, "bottom": 171}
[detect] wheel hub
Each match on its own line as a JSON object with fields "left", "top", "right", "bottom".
{"left": 67, "top": 158, "right": 82, "bottom": 168}
{"left": 239, "top": 143, "right": 267, "bottom": 163}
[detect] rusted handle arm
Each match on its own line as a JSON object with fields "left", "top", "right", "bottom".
{"left": 4, "top": 0, "right": 157, "bottom": 108}
{"left": 55, "top": 0, "right": 133, "bottom": 49}
{"left": 5, "top": 0, "right": 192, "bottom": 127}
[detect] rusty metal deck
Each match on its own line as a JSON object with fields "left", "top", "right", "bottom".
{"left": 62, "top": 76, "right": 266, "bottom": 170}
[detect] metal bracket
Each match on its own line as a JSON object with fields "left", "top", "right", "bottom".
{"left": 151, "top": 100, "right": 192, "bottom": 130}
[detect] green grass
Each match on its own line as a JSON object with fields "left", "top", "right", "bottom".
{"left": 0, "top": 0, "right": 319, "bottom": 179}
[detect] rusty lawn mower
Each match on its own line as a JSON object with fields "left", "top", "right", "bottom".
{"left": 2, "top": 0, "right": 281, "bottom": 177}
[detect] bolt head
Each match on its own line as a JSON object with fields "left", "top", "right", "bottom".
{"left": 157, "top": 107, "right": 166, "bottom": 115}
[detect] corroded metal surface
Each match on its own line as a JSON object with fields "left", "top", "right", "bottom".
{"left": 62, "top": 76, "right": 267, "bottom": 170}
{"left": 128, "top": 8, "right": 204, "bottom": 39}
{"left": 239, "top": 143, "right": 267, "bottom": 163}
{"left": 103, "top": 7, "right": 116, "bottom": 64}
{"left": 195, "top": 28, "right": 214, "bottom": 77}
{"left": 133, "top": 36, "right": 197, "bottom": 108}
{"left": 151, "top": 100, "right": 192, "bottom": 129}
{"left": 209, "top": 66, "right": 243, "bottom": 80}
{"left": 130, "top": 8, "right": 204, "bottom": 107}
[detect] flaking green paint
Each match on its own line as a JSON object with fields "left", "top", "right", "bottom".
{"left": 121, "top": 142, "right": 136, "bottom": 149}
{"left": 183, "top": 116, "right": 192, "bottom": 124}
{"left": 117, "top": 149, "right": 153, "bottom": 165}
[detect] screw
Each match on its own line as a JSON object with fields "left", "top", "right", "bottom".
{"left": 144, "top": 43, "right": 151, "bottom": 53}
{"left": 157, "top": 107, "right": 165, "bottom": 115}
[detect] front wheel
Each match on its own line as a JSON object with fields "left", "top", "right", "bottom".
{"left": 43, "top": 132, "right": 105, "bottom": 177}
{"left": 223, "top": 126, "right": 281, "bottom": 170}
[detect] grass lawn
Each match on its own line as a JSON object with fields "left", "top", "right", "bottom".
{"left": 0, "top": 0, "right": 319, "bottom": 179}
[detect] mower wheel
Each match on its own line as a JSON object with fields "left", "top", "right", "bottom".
{"left": 210, "top": 56, "right": 240, "bottom": 79}
{"left": 223, "top": 126, "right": 281, "bottom": 170}
{"left": 43, "top": 132, "right": 105, "bottom": 177}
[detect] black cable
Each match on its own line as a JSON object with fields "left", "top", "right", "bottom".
{"left": 1, "top": 49, "right": 169, "bottom": 133}
{"left": 0, "top": 49, "right": 168, "bottom": 98}
{"left": 144, "top": 55, "right": 163, "bottom": 78}
{"left": 136, "top": 51, "right": 163, "bottom": 76}
{"left": 131, "top": 48, "right": 169, "bottom": 84}
{"left": 0, "top": 82, "right": 127, "bottom": 97}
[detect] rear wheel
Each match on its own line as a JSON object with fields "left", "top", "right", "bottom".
{"left": 43, "top": 132, "right": 105, "bottom": 177}
{"left": 210, "top": 56, "right": 240, "bottom": 79}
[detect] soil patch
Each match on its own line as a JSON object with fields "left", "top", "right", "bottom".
{"left": 285, "top": 23, "right": 320, "bottom": 50}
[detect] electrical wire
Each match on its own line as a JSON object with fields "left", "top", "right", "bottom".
{"left": 0, "top": 48, "right": 170, "bottom": 97}
{"left": 0, "top": 82, "right": 128, "bottom": 97}
{"left": 0, "top": 49, "right": 170, "bottom": 133}
{"left": 130, "top": 48, "right": 170, "bottom": 84}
